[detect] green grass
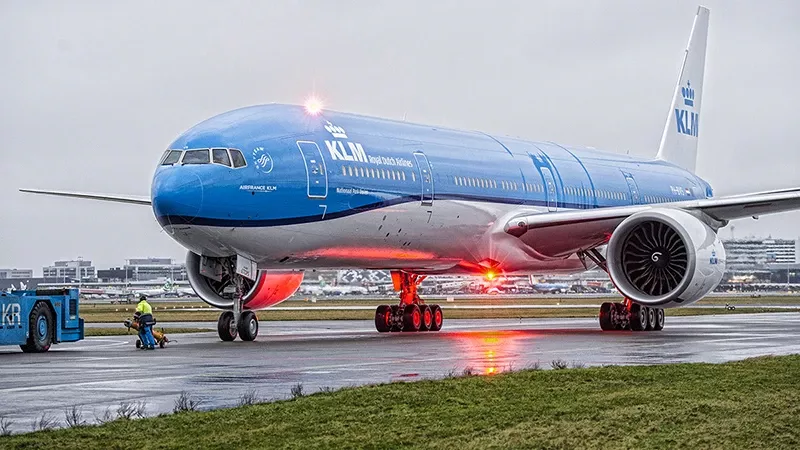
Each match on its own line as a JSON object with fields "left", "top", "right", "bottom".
{"left": 4, "top": 355, "right": 799, "bottom": 449}
{"left": 83, "top": 327, "right": 211, "bottom": 337}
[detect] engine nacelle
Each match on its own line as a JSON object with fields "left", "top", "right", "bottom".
{"left": 185, "top": 252, "right": 303, "bottom": 310}
{"left": 607, "top": 209, "right": 725, "bottom": 308}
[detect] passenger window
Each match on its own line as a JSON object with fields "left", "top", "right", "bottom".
{"left": 182, "top": 149, "right": 210, "bottom": 165}
{"left": 348, "top": 166, "right": 353, "bottom": 176}
{"left": 412, "top": 172, "right": 416, "bottom": 182}
{"left": 212, "top": 148, "right": 231, "bottom": 167}
{"left": 342, "top": 166, "right": 347, "bottom": 176}
{"left": 229, "top": 149, "right": 246, "bottom": 168}
{"left": 161, "top": 150, "right": 182, "bottom": 165}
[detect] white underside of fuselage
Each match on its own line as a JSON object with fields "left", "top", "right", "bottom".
{"left": 163, "top": 199, "right": 591, "bottom": 275}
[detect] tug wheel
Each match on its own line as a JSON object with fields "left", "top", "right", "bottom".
{"left": 20, "top": 302, "right": 54, "bottom": 353}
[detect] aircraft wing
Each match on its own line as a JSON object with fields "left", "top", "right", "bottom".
{"left": 504, "top": 187, "right": 800, "bottom": 257}
{"left": 19, "top": 189, "right": 151, "bottom": 206}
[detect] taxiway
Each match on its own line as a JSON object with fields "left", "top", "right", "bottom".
{"left": 2, "top": 313, "right": 799, "bottom": 432}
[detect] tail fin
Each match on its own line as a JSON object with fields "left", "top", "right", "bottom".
{"left": 656, "top": 6, "right": 710, "bottom": 173}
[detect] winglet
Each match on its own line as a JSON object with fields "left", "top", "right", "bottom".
{"left": 656, "top": 6, "right": 710, "bottom": 173}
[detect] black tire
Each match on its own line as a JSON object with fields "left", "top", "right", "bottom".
{"left": 652, "top": 308, "right": 665, "bottom": 331}
{"left": 136, "top": 339, "right": 142, "bottom": 349}
{"left": 390, "top": 305, "right": 401, "bottom": 332}
{"left": 20, "top": 302, "right": 54, "bottom": 353}
{"left": 645, "top": 307, "right": 655, "bottom": 331}
{"left": 237, "top": 311, "right": 259, "bottom": 341}
{"left": 375, "top": 305, "right": 392, "bottom": 332}
{"left": 599, "top": 302, "right": 614, "bottom": 331}
{"left": 402, "top": 304, "right": 421, "bottom": 332}
{"left": 159, "top": 339, "right": 166, "bottom": 349}
{"left": 629, "top": 303, "right": 647, "bottom": 331}
{"left": 419, "top": 305, "right": 433, "bottom": 331}
{"left": 217, "top": 311, "right": 238, "bottom": 341}
{"left": 429, "top": 305, "right": 443, "bottom": 331}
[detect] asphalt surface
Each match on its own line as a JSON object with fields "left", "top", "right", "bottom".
{"left": 2, "top": 313, "right": 799, "bottom": 433}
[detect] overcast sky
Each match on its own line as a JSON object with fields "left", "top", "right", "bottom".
{"left": 1, "top": 0, "right": 799, "bottom": 274}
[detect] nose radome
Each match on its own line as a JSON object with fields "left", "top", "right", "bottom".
{"left": 151, "top": 169, "right": 204, "bottom": 222}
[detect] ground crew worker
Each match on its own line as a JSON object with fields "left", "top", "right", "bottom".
{"left": 135, "top": 294, "right": 156, "bottom": 350}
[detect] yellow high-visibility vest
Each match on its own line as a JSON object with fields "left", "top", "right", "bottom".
{"left": 136, "top": 300, "right": 152, "bottom": 315}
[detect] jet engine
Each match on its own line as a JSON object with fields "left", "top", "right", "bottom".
{"left": 606, "top": 209, "right": 725, "bottom": 308}
{"left": 185, "top": 252, "right": 303, "bottom": 310}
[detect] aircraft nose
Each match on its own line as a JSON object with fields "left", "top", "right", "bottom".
{"left": 151, "top": 169, "right": 204, "bottom": 223}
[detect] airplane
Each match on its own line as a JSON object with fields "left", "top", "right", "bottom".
{"left": 527, "top": 275, "right": 571, "bottom": 294}
{"left": 21, "top": 6, "right": 800, "bottom": 340}
{"left": 124, "top": 279, "right": 195, "bottom": 298}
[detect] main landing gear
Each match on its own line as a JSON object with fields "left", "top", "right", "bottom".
{"left": 375, "top": 272, "right": 444, "bottom": 333}
{"left": 579, "top": 248, "right": 666, "bottom": 332}
{"left": 598, "top": 300, "right": 664, "bottom": 332}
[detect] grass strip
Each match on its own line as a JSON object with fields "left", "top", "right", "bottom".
{"left": 4, "top": 355, "right": 799, "bottom": 449}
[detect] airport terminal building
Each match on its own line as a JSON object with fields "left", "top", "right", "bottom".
{"left": 722, "top": 237, "right": 799, "bottom": 285}
{"left": 0, "top": 268, "right": 33, "bottom": 279}
{"left": 123, "top": 258, "right": 187, "bottom": 282}
{"left": 42, "top": 259, "right": 96, "bottom": 282}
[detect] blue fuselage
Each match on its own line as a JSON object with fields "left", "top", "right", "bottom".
{"left": 150, "top": 104, "right": 712, "bottom": 272}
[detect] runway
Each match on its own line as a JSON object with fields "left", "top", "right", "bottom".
{"left": 2, "top": 313, "right": 799, "bottom": 432}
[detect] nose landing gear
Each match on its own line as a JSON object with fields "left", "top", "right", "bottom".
{"left": 374, "top": 272, "right": 444, "bottom": 333}
{"left": 216, "top": 271, "right": 260, "bottom": 342}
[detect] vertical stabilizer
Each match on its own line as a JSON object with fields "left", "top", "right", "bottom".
{"left": 656, "top": 6, "right": 710, "bottom": 173}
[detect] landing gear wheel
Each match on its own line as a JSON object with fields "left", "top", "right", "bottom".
{"left": 599, "top": 302, "right": 614, "bottom": 331}
{"left": 20, "top": 302, "right": 53, "bottom": 353}
{"left": 375, "top": 305, "right": 393, "bottom": 332}
{"left": 419, "top": 305, "right": 433, "bottom": 331}
{"left": 645, "top": 307, "right": 655, "bottom": 331}
{"left": 403, "top": 304, "right": 422, "bottom": 332}
{"left": 430, "top": 305, "right": 443, "bottom": 331}
{"left": 135, "top": 339, "right": 142, "bottom": 349}
{"left": 159, "top": 339, "right": 166, "bottom": 349}
{"left": 629, "top": 303, "right": 648, "bottom": 332}
{"left": 237, "top": 311, "right": 259, "bottom": 341}
{"left": 652, "top": 308, "right": 665, "bottom": 331}
{"left": 390, "top": 305, "right": 401, "bottom": 332}
{"left": 217, "top": 311, "right": 238, "bottom": 341}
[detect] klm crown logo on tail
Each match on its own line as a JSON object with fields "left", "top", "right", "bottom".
{"left": 675, "top": 80, "right": 699, "bottom": 137}
{"left": 681, "top": 80, "right": 695, "bottom": 107}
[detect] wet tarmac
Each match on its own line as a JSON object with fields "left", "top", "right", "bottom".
{"left": 2, "top": 313, "right": 799, "bottom": 432}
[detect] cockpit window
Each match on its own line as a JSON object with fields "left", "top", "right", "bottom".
{"left": 212, "top": 148, "right": 231, "bottom": 167}
{"left": 229, "top": 149, "right": 246, "bottom": 168}
{"left": 161, "top": 150, "right": 182, "bottom": 165}
{"left": 182, "top": 149, "right": 210, "bottom": 165}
